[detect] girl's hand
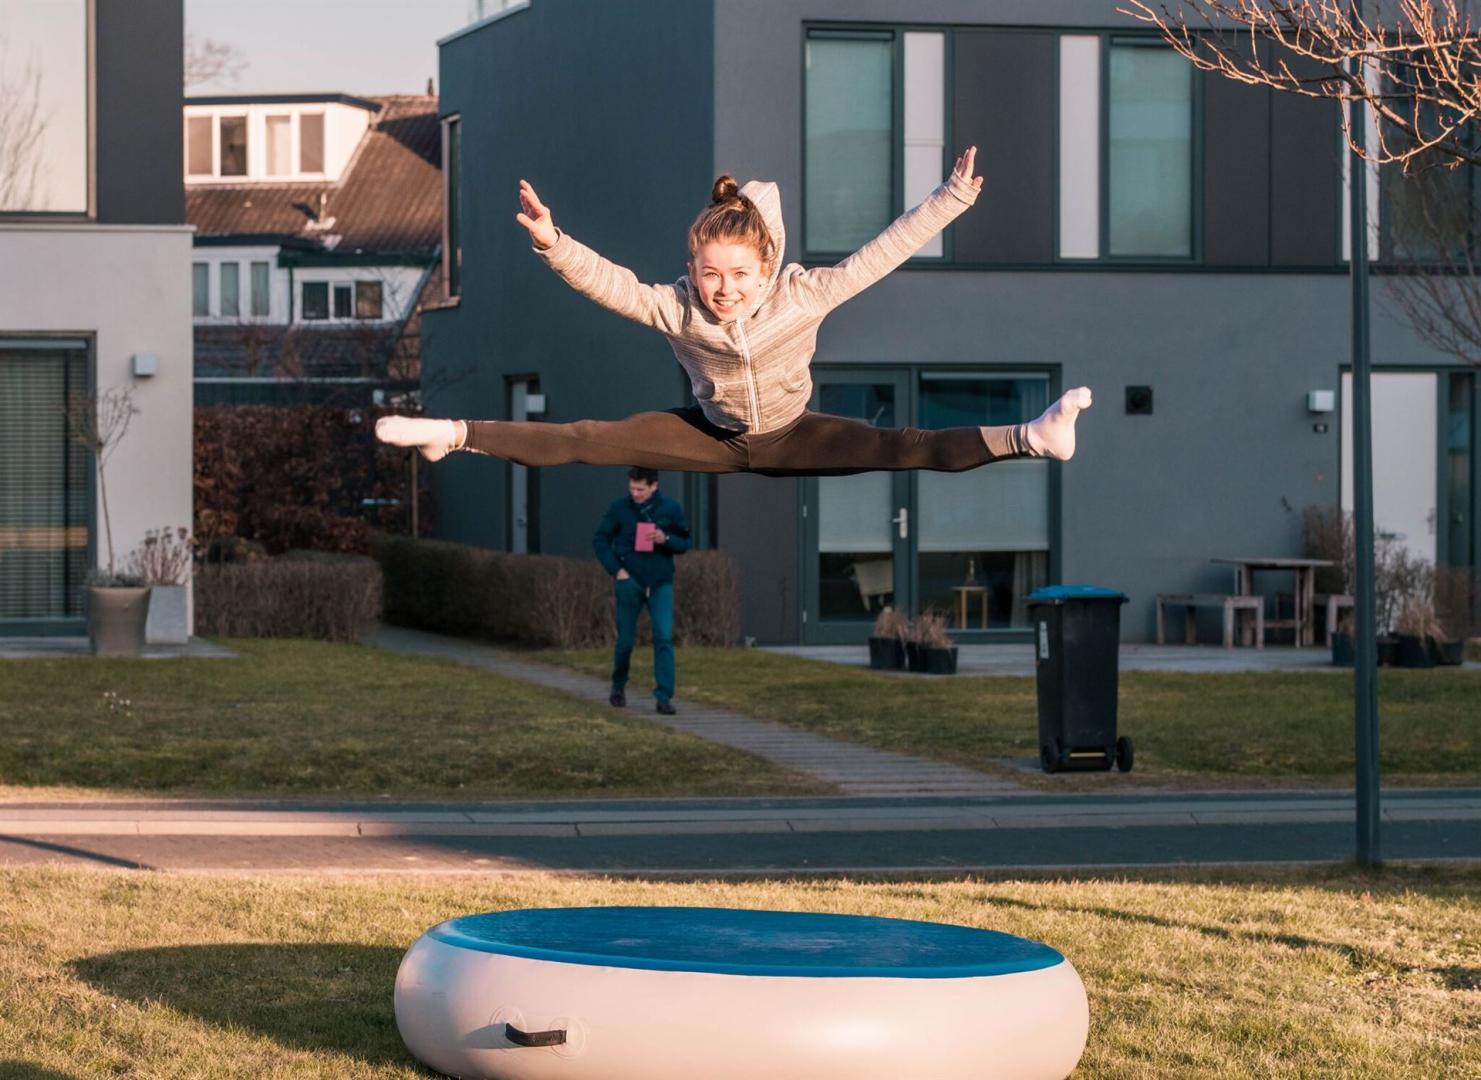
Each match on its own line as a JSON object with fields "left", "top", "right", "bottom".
{"left": 952, "top": 146, "right": 983, "bottom": 190}
{"left": 516, "top": 179, "right": 559, "bottom": 249}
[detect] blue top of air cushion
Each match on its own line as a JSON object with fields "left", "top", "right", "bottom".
{"left": 427, "top": 907, "right": 1064, "bottom": 978}
{"left": 1028, "top": 585, "right": 1128, "bottom": 603}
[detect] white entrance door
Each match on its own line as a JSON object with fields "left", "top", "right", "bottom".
{"left": 1341, "top": 372, "right": 1438, "bottom": 564}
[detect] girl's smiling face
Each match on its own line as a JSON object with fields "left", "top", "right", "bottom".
{"left": 689, "top": 240, "right": 767, "bottom": 322}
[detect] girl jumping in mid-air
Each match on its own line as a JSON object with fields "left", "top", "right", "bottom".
{"left": 377, "top": 147, "right": 1092, "bottom": 474}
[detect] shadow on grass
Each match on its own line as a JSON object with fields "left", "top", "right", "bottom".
{"left": 70, "top": 944, "right": 418, "bottom": 1068}
{"left": 971, "top": 892, "right": 1480, "bottom": 992}
{"left": 0, "top": 1063, "right": 79, "bottom": 1079}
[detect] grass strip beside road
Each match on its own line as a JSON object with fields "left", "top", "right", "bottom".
{"left": 0, "top": 864, "right": 1475, "bottom": 1078}
{"left": 542, "top": 648, "right": 1481, "bottom": 788}
{"left": 0, "top": 640, "right": 823, "bottom": 800}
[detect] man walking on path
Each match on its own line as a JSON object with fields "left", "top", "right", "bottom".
{"left": 594, "top": 467, "right": 691, "bottom": 714}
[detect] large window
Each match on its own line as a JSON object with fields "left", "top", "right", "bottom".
{"left": 805, "top": 32, "right": 894, "bottom": 253}
{"left": 442, "top": 115, "right": 462, "bottom": 298}
{"left": 0, "top": 0, "right": 89, "bottom": 213}
{"left": 0, "top": 342, "right": 90, "bottom": 622}
{"left": 1107, "top": 40, "right": 1194, "bottom": 258}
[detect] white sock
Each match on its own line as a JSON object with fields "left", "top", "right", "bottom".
{"left": 375, "top": 416, "right": 465, "bottom": 462}
{"left": 1024, "top": 387, "right": 1092, "bottom": 461}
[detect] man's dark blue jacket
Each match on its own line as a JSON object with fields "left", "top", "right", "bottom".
{"left": 593, "top": 490, "right": 691, "bottom": 588}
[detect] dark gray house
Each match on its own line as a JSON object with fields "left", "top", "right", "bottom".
{"left": 421, "top": 0, "right": 1477, "bottom": 644}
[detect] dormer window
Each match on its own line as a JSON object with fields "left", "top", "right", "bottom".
{"left": 184, "top": 99, "right": 365, "bottom": 182}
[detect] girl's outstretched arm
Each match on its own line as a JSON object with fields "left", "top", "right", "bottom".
{"left": 793, "top": 147, "right": 982, "bottom": 315}
{"left": 517, "top": 179, "right": 685, "bottom": 334}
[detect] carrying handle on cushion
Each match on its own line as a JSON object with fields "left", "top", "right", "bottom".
{"left": 505, "top": 1023, "right": 567, "bottom": 1048}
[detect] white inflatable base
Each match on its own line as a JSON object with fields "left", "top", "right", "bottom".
{"left": 395, "top": 907, "right": 1088, "bottom": 1079}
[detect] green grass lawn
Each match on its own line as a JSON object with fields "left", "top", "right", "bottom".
{"left": 0, "top": 640, "right": 823, "bottom": 801}
{"left": 542, "top": 648, "right": 1481, "bottom": 789}
{"left": 0, "top": 864, "right": 1475, "bottom": 1077}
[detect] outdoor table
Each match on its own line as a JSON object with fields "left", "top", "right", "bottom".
{"left": 952, "top": 585, "right": 989, "bottom": 629}
{"left": 1211, "top": 557, "right": 1334, "bottom": 646}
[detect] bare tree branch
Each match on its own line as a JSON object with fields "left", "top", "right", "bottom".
{"left": 1120, "top": 1, "right": 1481, "bottom": 170}
{"left": 65, "top": 388, "right": 140, "bottom": 578}
{"left": 184, "top": 33, "right": 246, "bottom": 91}
{"left": 0, "top": 40, "right": 48, "bottom": 210}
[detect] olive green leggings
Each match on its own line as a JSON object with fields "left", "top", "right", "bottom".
{"left": 463, "top": 406, "right": 1031, "bottom": 476}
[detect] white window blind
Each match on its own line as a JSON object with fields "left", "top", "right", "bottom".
{"left": 0, "top": 346, "right": 89, "bottom": 619}
{"left": 819, "top": 473, "right": 892, "bottom": 554}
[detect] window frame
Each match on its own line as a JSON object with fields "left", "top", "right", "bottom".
{"left": 800, "top": 26, "right": 905, "bottom": 262}
{"left": 1097, "top": 33, "right": 1203, "bottom": 266}
{"left": 0, "top": 0, "right": 95, "bottom": 220}
{"left": 798, "top": 22, "right": 1224, "bottom": 272}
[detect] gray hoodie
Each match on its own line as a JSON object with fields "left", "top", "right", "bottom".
{"left": 536, "top": 172, "right": 980, "bottom": 434}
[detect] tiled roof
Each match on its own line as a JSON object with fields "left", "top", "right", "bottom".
{"left": 186, "top": 95, "right": 441, "bottom": 257}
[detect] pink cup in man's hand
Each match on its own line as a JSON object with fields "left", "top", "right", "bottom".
{"left": 634, "top": 522, "right": 657, "bottom": 552}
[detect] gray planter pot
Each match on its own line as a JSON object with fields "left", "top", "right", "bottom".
{"left": 88, "top": 586, "right": 150, "bottom": 657}
{"left": 146, "top": 583, "right": 189, "bottom": 645}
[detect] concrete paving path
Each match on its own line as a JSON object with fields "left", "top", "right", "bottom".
{"left": 1, "top": 790, "right": 1475, "bottom": 874}
{"left": 765, "top": 642, "right": 1481, "bottom": 676}
{"left": 369, "top": 626, "right": 1021, "bottom": 798}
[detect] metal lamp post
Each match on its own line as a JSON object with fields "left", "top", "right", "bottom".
{"left": 1348, "top": 70, "right": 1381, "bottom": 866}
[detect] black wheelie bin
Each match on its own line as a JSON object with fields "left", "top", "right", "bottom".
{"left": 1026, "top": 585, "right": 1133, "bottom": 773}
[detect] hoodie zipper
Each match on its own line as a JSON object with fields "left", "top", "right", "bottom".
{"left": 734, "top": 318, "right": 761, "bottom": 430}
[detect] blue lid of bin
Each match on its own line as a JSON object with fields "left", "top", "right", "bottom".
{"left": 1027, "top": 585, "right": 1128, "bottom": 603}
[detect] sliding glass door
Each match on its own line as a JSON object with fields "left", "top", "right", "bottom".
{"left": 0, "top": 341, "right": 91, "bottom": 632}
{"left": 802, "top": 370, "right": 913, "bottom": 642}
{"left": 801, "top": 366, "right": 1055, "bottom": 643}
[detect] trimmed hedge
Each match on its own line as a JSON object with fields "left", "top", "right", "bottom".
{"left": 195, "top": 554, "right": 383, "bottom": 641}
{"left": 373, "top": 535, "right": 740, "bottom": 648}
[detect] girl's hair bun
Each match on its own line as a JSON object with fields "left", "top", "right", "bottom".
{"left": 711, "top": 175, "right": 740, "bottom": 204}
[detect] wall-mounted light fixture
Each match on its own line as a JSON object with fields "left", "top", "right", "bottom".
{"left": 131, "top": 352, "right": 159, "bottom": 378}
{"left": 1307, "top": 389, "right": 1335, "bottom": 414}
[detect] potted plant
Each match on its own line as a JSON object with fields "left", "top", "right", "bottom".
{"left": 868, "top": 607, "right": 908, "bottom": 671}
{"left": 66, "top": 387, "right": 148, "bottom": 657}
{"left": 912, "top": 611, "right": 958, "bottom": 675}
{"left": 1331, "top": 609, "right": 1355, "bottom": 667}
{"left": 1393, "top": 600, "right": 1442, "bottom": 669}
{"left": 128, "top": 526, "right": 193, "bottom": 645}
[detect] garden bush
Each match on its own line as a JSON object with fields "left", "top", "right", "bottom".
{"left": 373, "top": 535, "right": 740, "bottom": 648}
{"left": 195, "top": 554, "right": 383, "bottom": 642}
